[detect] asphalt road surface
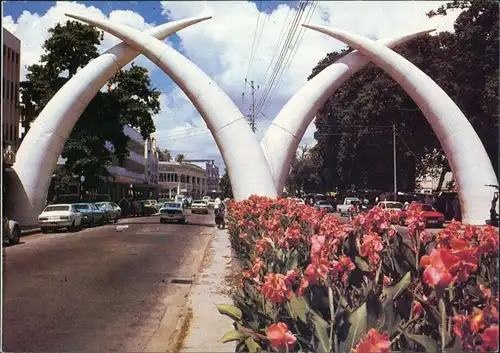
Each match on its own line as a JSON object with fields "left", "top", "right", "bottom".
{"left": 3, "top": 212, "right": 216, "bottom": 353}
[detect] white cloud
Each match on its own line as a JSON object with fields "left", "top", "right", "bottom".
{"left": 4, "top": 1, "right": 465, "bottom": 172}
{"left": 2, "top": 1, "right": 160, "bottom": 80}
{"left": 155, "top": 0, "right": 463, "bottom": 169}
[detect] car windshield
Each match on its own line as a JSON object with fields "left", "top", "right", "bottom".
{"left": 73, "top": 204, "right": 90, "bottom": 211}
{"left": 193, "top": 201, "right": 205, "bottom": 204}
{"left": 95, "top": 203, "right": 107, "bottom": 210}
{"left": 163, "top": 202, "right": 181, "bottom": 208}
{"left": 44, "top": 205, "right": 70, "bottom": 212}
{"left": 422, "top": 205, "right": 434, "bottom": 211}
{"left": 386, "top": 202, "right": 403, "bottom": 209}
{"left": 318, "top": 201, "right": 329, "bottom": 205}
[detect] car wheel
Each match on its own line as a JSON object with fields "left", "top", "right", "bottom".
{"left": 114, "top": 217, "right": 118, "bottom": 223}
{"left": 69, "top": 220, "right": 77, "bottom": 232}
{"left": 41, "top": 228, "right": 48, "bottom": 234}
{"left": 9, "top": 226, "right": 21, "bottom": 245}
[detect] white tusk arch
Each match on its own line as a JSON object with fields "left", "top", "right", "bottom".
{"left": 303, "top": 24, "right": 498, "bottom": 225}
{"left": 261, "top": 28, "right": 436, "bottom": 194}
{"left": 9, "top": 16, "right": 212, "bottom": 226}
{"left": 65, "top": 13, "right": 278, "bottom": 202}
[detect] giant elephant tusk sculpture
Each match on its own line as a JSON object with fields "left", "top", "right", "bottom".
{"left": 303, "top": 24, "right": 498, "bottom": 225}
{"left": 8, "top": 16, "right": 213, "bottom": 226}
{"left": 261, "top": 28, "right": 436, "bottom": 194}
{"left": 64, "top": 13, "right": 279, "bottom": 203}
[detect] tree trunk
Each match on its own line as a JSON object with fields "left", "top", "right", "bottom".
{"left": 436, "top": 167, "right": 448, "bottom": 191}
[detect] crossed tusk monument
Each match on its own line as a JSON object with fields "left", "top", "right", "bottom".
{"left": 6, "top": 14, "right": 497, "bottom": 227}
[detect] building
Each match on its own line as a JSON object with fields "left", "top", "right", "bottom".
{"left": 205, "top": 161, "right": 220, "bottom": 194}
{"left": 416, "top": 170, "right": 453, "bottom": 193}
{"left": 158, "top": 161, "right": 207, "bottom": 199}
{"left": 2, "top": 28, "right": 21, "bottom": 154}
{"left": 55, "top": 125, "right": 159, "bottom": 202}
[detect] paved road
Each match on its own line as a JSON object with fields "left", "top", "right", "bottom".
{"left": 3, "top": 212, "right": 216, "bottom": 353}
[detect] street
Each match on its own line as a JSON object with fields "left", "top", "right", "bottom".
{"left": 3, "top": 212, "right": 216, "bottom": 353}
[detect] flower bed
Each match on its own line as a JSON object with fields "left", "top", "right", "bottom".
{"left": 216, "top": 196, "right": 498, "bottom": 353}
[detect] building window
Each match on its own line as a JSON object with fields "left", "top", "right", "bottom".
{"left": 14, "top": 126, "right": 18, "bottom": 141}
{"left": 197, "top": 177, "right": 200, "bottom": 185}
{"left": 14, "top": 83, "right": 18, "bottom": 102}
{"left": 3, "top": 124, "right": 6, "bottom": 140}
{"left": 181, "top": 175, "right": 185, "bottom": 183}
{"left": 7, "top": 47, "right": 10, "bottom": 59}
{"left": 10, "top": 81, "right": 14, "bottom": 101}
{"left": 9, "top": 124, "right": 13, "bottom": 141}
{"left": 3, "top": 45, "right": 5, "bottom": 57}
{"left": 15, "top": 52, "right": 19, "bottom": 64}
{"left": 174, "top": 174, "right": 178, "bottom": 182}
{"left": 6, "top": 79, "right": 9, "bottom": 100}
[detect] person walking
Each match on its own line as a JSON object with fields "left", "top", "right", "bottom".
{"left": 214, "top": 197, "right": 221, "bottom": 210}
{"left": 490, "top": 192, "right": 498, "bottom": 227}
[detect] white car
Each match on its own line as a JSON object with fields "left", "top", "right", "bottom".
{"left": 207, "top": 200, "right": 216, "bottom": 209}
{"left": 191, "top": 200, "right": 209, "bottom": 214}
{"left": 159, "top": 202, "right": 188, "bottom": 224}
{"left": 377, "top": 201, "right": 404, "bottom": 212}
{"left": 314, "top": 200, "right": 334, "bottom": 213}
{"left": 38, "top": 204, "right": 83, "bottom": 233}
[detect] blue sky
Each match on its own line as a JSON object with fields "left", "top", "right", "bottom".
{"left": 3, "top": 1, "right": 460, "bottom": 167}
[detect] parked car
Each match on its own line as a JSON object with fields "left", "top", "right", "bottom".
{"left": 72, "top": 203, "right": 106, "bottom": 227}
{"left": 399, "top": 203, "right": 445, "bottom": 228}
{"left": 377, "top": 201, "right": 404, "bottom": 212}
{"left": 159, "top": 202, "right": 187, "bottom": 224}
{"left": 144, "top": 199, "right": 159, "bottom": 211}
{"left": 38, "top": 204, "right": 83, "bottom": 233}
{"left": 336, "top": 197, "right": 361, "bottom": 216}
{"left": 2, "top": 216, "right": 21, "bottom": 245}
{"left": 191, "top": 200, "right": 209, "bottom": 214}
{"left": 207, "top": 200, "right": 216, "bottom": 208}
{"left": 139, "top": 201, "right": 158, "bottom": 216}
{"left": 95, "top": 202, "right": 122, "bottom": 223}
{"left": 314, "top": 200, "right": 334, "bottom": 213}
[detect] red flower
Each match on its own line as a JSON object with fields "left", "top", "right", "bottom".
{"left": 359, "top": 232, "right": 384, "bottom": 267}
{"left": 420, "top": 248, "right": 456, "bottom": 289}
{"left": 331, "top": 256, "right": 355, "bottom": 282}
{"left": 352, "top": 329, "right": 391, "bottom": 353}
{"left": 411, "top": 301, "right": 423, "bottom": 320}
{"left": 261, "top": 273, "right": 293, "bottom": 303}
{"left": 266, "top": 322, "right": 297, "bottom": 351}
{"left": 480, "top": 326, "right": 499, "bottom": 352}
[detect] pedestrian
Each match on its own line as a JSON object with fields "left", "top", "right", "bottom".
{"left": 490, "top": 192, "right": 498, "bottom": 227}
{"left": 452, "top": 195, "right": 461, "bottom": 221}
{"left": 214, "top": 197, "right": 221, "bottom": 210}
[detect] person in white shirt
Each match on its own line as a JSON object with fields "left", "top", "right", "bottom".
{"left": 214, "top": 197, "right": 222, "bottom": 210}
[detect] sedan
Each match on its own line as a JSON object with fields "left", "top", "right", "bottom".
{"left": 159, "top": 202, "right": 187, "bottom": 224}
{"left": 38, "top": 204, "right": 83, "bottom": 233}
{"left": 95, "top": 202, "right": 122, "bottom": 223}
{"left": 72, "top": 203, "right": 106, "bottom": 227}
{"left": 314, "top": 200, "right": 334, "bottom": 213}
{"left": 191, "top": 200, "right": 209, "bottom": 214}
{"left": 399, "top": 203, "right": 445, "bottom": 228}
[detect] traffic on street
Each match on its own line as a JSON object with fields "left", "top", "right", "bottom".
{"left": 3, "top": 210, "right": 216, "bottom": 353}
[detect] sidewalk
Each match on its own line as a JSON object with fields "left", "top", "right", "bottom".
{"left": 180, "top": 227, "right": 237, "bottom": 353}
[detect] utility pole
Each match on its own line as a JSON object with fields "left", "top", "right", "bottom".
{"left": 244, "top": 78, "right": 259, "bottom": 133}
{"left": 393, "top": 124, "right": 397, "bottom": 202}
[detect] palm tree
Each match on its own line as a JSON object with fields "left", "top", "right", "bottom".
{"left": 175, "top": 153, "right": 185, "bottom": 163}
{"left": 158, "top": 149, "right": 172, "bottom": 162}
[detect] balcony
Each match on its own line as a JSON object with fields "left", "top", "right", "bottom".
{"left": 106, "top": 165, "right": 146, "bottom": 183}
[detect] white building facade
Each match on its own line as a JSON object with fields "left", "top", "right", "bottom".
{"left": 158, "top": 161, "right": 206, "bottom": 199}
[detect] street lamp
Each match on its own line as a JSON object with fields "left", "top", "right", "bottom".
{"left": 80, "top": 175, "right": 85, "bottom": 200}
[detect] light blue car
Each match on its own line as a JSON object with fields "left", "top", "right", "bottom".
{"left": 159, "top": 202, "right": 187, "bottom": 224}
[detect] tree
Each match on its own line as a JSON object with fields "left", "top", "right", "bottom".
{"left": 175, "top": 154, "right": 185, "bottom": 163}
{"left": 158, "top": 149, "right": 172, "bottom": 162}
{"left": 21, "top": 21, "right": 161, "bottom": 188}
{"left": 219, "top": 168, "right": 233, "bottom": 199}
{"left": 285, "top": 145, "right": 321, "bottom": 196}
{"left": 310, "top": 0, "right": 497, "bottom": 192}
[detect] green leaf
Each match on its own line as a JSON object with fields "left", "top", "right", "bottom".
{"left": 286, "top": 249, "right": 299, "bottom": 270}
{"left": 382, "top": 272, "right": 411, "bottom": 304}
{"left": 216, "top": 304, "right": 243, "bottom": 322}
{"left": 219, "top": 330, "right": 249, "bottom": 343}
{"left": 338, "top": 291, "right": 384, "bottom": 352}
{"left": 311, "top": 311, "right": 331, "bottom": 353}
{"left": 406, "top": 334, "right": 438, "bottom": 353}
{"left": 244, "top": 337, "right": 261, "bottom": 353}
{"left": 288, "top": 295, "right": 310, "bottom": 324}
{"left": 355, "top": 256, "right": 371, "bottom": 272}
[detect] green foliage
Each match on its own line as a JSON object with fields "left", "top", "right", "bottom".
{"left": 285, "top": 145, "right": 322, "bottom": 196}
{"left": 311, "top": 0, "right": 498, "bottom": 192}
{"left": 175, "top": 153, "right": 186, "bottom": 163}
{"left": 158, "top": 149, "right": 172, "bottom": 162}
{"left": 220, "top": 168, "right": 234, "bottom": 199}
{"left": 20, "top": 20, "right": 160, "bottom": 187}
